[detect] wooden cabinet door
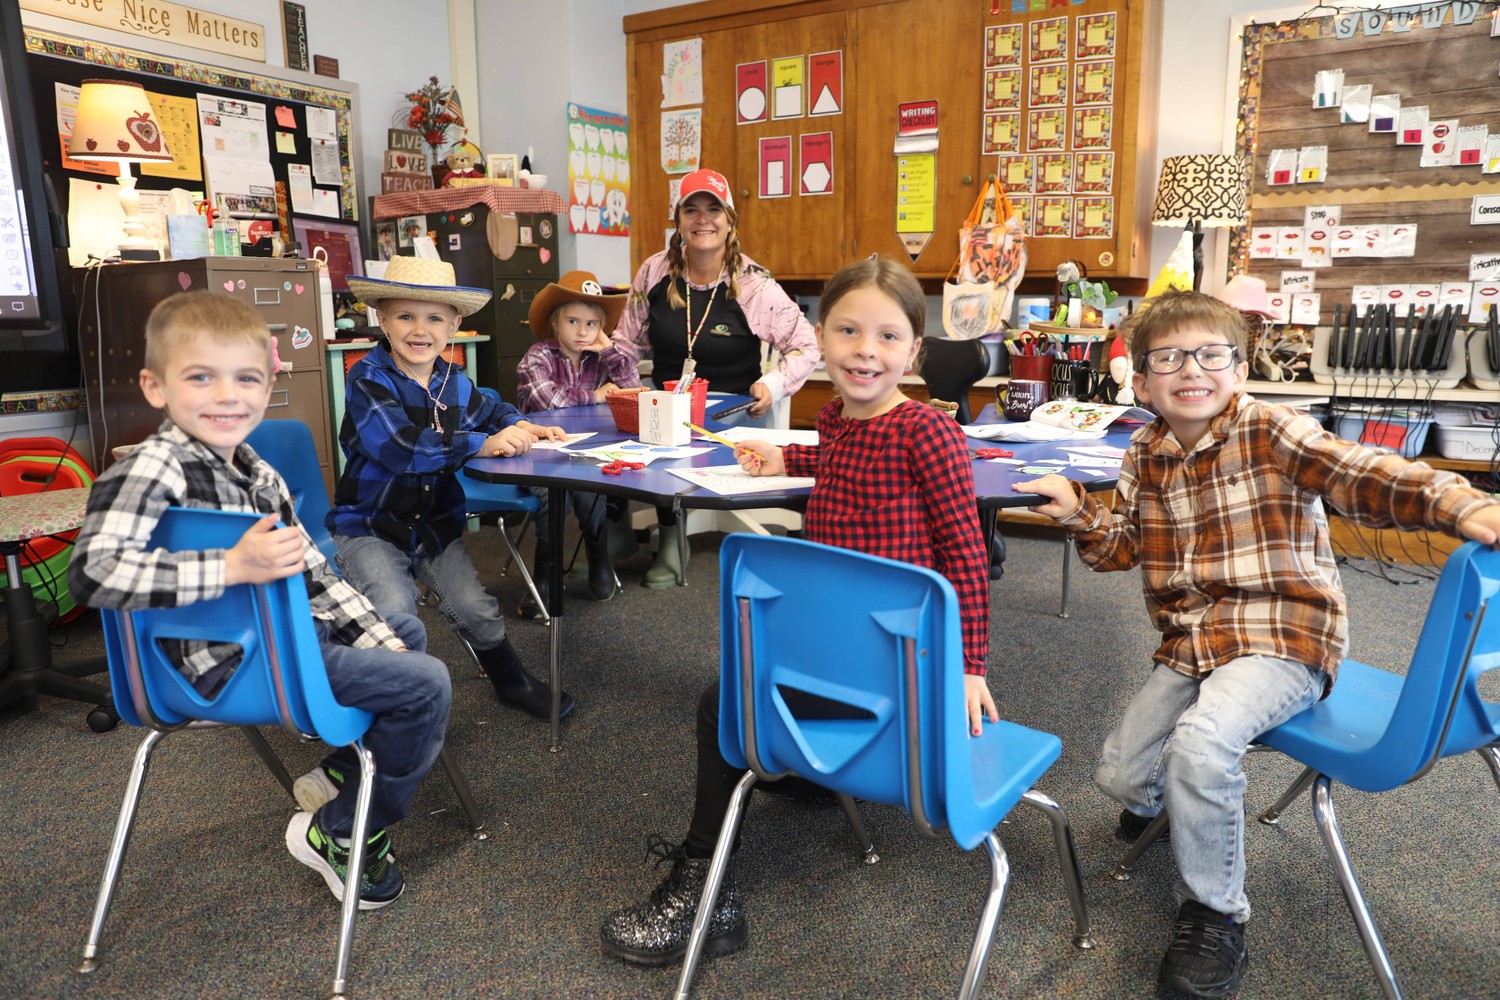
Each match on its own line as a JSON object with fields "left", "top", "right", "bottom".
{"left": 725, "top": 9, "right": 850, "bottom": 280}
{"left": 627, "top": 5, "right": 850, "bottom": 281}
{"left": 851, "top": 0, "right": 984, "bottom": 277}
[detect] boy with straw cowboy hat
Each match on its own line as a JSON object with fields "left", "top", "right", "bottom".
{"left": 303, "top": 257, "right": 577, "bottom": 752}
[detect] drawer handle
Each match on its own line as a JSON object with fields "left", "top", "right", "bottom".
{"left": 267, "top": 389, "right": 290, "bottom": 409}
{"left": 266, "top": 323, "right": 289, "bottom": 333}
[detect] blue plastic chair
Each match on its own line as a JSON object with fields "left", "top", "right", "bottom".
{"left": 677, "top": 535, "right": 1095, "bottom": 999}
{"left": 1113, "top": 541, "right": 1500, "bottom": 1000}
{"left": 79, "top": 508, "right": 376, "bottom": 999}
{"left": 246, "top": 420, "right": 488, "bottom": 839}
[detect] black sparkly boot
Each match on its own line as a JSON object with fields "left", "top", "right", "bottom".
{"left": 474, "top": 638, "right": 574, "bottom": 721}
{"left": 599, "top": 836, "right": 746, "bottom": 966}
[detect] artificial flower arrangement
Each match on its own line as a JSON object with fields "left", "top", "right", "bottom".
{"left": 1052, "top": 260, "right": 1118, "bottom": 328}
{"left": 400, "top": 75, "right": 461, "bottom": 162}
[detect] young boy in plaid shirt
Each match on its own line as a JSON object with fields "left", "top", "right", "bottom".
{"left": 598, "top": 257, "right": 995, "bottom": 966}
{"left": 1018, "top": 290, "right": 1500, "bottom": 998}
{"left": 69, "top": 291, "right": 450, "bottom": 911}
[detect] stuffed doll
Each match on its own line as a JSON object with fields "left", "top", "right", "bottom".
{"left": 441, "top": 139, "right": 484, "bottom": 186}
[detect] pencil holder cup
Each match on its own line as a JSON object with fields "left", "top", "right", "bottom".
{"left": 1009, "top": 353, "right": 1054, "bottom": 384}
{"left": 663, "top": 378, "right": 710, "bottom": 426}
{"left": 639, "top": 391, "right": 692, "bottom": 445}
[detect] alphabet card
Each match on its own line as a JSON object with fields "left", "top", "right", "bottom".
{"left": 1398, "top": 104, "right": 1429, "bottom": 145}
{"left": 1369, "top": 94, "right": 1399, "bottom": 133}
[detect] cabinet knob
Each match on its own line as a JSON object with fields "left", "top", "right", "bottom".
{"left": 962, "top": 175, "right": 974, "bottom": 185}
{"left": 740, "top": 190, "right": 750, "bottom": 200}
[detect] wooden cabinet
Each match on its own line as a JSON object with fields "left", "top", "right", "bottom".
{"left": 625, "top": 0, "right": 1161, "bottom": 283}
{"left": 75, "top": 257, "right": 336, "bottom": 497}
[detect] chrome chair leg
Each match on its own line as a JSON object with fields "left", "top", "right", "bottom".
{"left": 1110, "top": 810, "right": 1169, "bottom": 881}
{"left": 836, "top": 793, "right": 879, "bottom": 863}
{"left": 1018, "top": 789, "right": 1096, "bottom": 948}
{"left": 957, "top": 832, "right": 1012, "bottom": 1000}
{"left": 1258, "top": 764, "right": 1319, "bottom": 825}
{"left": 497, "top": 522, "right": 549, "bottom": 625}
{"left": 1478, "top": 745, "right": 1500, "bottom": 794}
{"left": 329, "top": 743, "right": 376, "bottom": 1000}
{"left": 240, "top": 726, "right": 294, "bottom": 796}
{"left": 494, "top": 513, "right": 533, "bottom": 577}
{"left": 437, "top": 745, "right": 489, "bottom": 840}
{"left": 1311, "top": 776, "right": 1402, "bottom": 1000}
{"left": 675, "top": 770, "right": 758, "bottom": 1000}
{"left": 1058, "top": 541, "right": 1073, "bottom": 619}
{"left": 79, "top": 730, "right": 165, "bottom": 974}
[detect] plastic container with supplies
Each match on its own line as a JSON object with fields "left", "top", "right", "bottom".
{"left": 1433, "top": 423, "right": 1500, "bottom": 461}
{"left": 1331, "top": 404, "right": 1434, "bottom": 459}
{"left": 663, "top": 377, "right": 709, "bottom": 427}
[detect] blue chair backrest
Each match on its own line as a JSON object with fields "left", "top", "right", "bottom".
{"left": 718, "top": 534, "right": 1000, "bottom": 845}
{"left": 101, "top": 507, "right": 370, "bottom": 748}
{"left": 1363, "top": 540, "right": 1500, "bottom": 788}
{"left": 246, "top": 420, "right": 339, "bottom": 566}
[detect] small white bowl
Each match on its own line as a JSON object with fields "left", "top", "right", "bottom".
{"left": 524, "top": 173, "right": 548, "bottom": 190}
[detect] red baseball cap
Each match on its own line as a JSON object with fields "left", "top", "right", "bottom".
{"left": 676, "top": 168, "right": 734, "bottom": 211}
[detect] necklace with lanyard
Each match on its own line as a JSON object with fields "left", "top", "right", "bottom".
{"left": 681, "top": 265, "right": 725, "bottom": 377}
{"left": 395, "top": 350, "right": 453, "bottom": 432}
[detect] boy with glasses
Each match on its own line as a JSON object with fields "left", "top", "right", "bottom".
{"left": 1016, "top": 290, "right": 1500, "bottom": 998}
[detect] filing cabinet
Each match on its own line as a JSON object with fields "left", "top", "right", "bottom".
{"left": 75, "top": 257, "right": 335, "bottom": 497}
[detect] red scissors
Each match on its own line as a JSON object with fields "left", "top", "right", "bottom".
{"left": 600, "top": 459, "right": 646, "bottom": 475}
{"left": 973, "top": 448, "right": 1015, "bottom": 459}
{"left": 1018, "top": 332, "right": 1052, "bottom": 356}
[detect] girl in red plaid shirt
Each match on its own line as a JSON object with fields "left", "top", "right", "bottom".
{"left": 599, "top": 258, "right": 996, "bottom": 967}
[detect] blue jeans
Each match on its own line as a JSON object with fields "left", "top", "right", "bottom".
{"left": 316, "top": 612, "right": 451, "bottom": 837}
{"left": 334, "top": 532, "right": 508, "bottom": 650}
{"left": 1094, "top": 655, "right": 1322, "bottom": 922}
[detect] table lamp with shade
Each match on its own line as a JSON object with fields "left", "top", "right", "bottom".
{"left": 1149, "top": 154, "right": 1248, "bottom": 290}
{"left": 66, "top": 80, "right": 173, "bottom": 257}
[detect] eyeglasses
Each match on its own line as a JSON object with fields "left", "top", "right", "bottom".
{"left": 1138, "top": 344, "right": 1239, "bottom": 375}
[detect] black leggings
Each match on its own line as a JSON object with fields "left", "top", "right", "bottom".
{"left": 684, "top": 680, "right": 869, "bottom": 857}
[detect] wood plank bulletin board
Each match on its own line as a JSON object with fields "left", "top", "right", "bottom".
{"left": 1229, "top": 5, "right": 1500, "bottom": 325}
{"left": 23, "top": 26, "right": 361, "bottom": 244}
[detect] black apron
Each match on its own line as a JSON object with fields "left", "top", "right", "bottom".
{"left": 645, "top": 275, "right": 762, "bottom": 394}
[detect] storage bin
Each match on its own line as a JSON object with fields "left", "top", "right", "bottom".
{"left": 1332, "top": 406, "right": 1434, "bottom": 459}
{"left": 1433, "top": 423, "right": 1500, "bottom": 462}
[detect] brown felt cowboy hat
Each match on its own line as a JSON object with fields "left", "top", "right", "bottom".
{"left": 527, "top": 270, "right": 626, "bottom": 338}
{"left": 345, "top": 256, "right": 493, "bottom": 317}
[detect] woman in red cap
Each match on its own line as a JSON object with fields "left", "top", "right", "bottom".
{"left": 612, "top": 168, "right": 819, "bottom": 587}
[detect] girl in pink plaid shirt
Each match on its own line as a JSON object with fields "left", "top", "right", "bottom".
{"left": 598, "top": 258, "right": 995, "bottom": 967}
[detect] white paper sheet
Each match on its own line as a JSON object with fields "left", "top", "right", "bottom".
{"left": 668, "top": 465, "right": 816, "bottom": 496}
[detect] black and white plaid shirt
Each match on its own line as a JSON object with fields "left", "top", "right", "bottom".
{"left": 69, "top": 421, "right": 404, "bottom": 690}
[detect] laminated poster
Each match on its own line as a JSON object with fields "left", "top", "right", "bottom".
{"left": 1075, "top": 12, "right": 1117, "bottom": 58}
{"left": 986, "top": 24, "right": 1022, "bottom": 67}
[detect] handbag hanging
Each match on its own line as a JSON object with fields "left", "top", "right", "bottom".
{"left": 942, "top": 178, "right": 1027, "bottom": 339}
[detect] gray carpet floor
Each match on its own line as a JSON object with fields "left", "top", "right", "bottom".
{"left": 2, "top": 523, "right": 1497, "bottom": 999}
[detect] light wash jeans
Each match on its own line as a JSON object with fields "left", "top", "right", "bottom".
{"left": 334, "top": 533, "right": 509, "bottom": 651}
{"left": 316, "top": 612, "right": 451, "bottom": 836}
{"left": 1094, "top": 655, "right": 1322, "bottom": 922}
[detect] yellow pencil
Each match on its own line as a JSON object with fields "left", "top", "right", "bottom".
{"left": 683, "top": 422, "right": 738, "bottom": 448}
{"left": 684, "top": 422, "right": 762, "bottom": 465}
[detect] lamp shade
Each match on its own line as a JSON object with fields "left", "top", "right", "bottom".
{"left": 1150, "top": 154, "right": 1247, "bottom": 229}
{"left": 67, "top": 80, "right": 172, "bottom": 163}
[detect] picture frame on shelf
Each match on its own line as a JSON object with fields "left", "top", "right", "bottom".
{"left": 291, "top": 218, "right": 363, "bottom": 292}
{"left": 486, "top": 153, "right": 518, "bottom": 185}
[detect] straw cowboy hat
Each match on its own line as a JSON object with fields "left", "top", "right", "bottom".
{"left": 345, "top": 256, "right": 493, "bottom": 317}
{"left": 1216, "top": 274, "right": 1275, "bottom": 318}
{"left": 528, "top": 270, "right": 626, "bottom": 338}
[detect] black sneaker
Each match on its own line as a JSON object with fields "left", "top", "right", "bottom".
{"left": 1117, "top": 808, "right": 1170, "bottom": 844}
{"left": 285, "top": 811, "right": 404, "bottom": 910}
{"left": 599, "top": 835, "right": 747, "bottom": 966}
{"left": 1158, "top": 900, "right": 1248, "bottom": 998}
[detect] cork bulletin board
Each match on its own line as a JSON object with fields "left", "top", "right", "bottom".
{"left": 1230, "top": 5, "right": 1500, "bottom": 325}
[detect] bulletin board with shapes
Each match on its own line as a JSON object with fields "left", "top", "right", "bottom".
{"left": 981, "top": 0, "right": 1159, "bottom": 281}
{"left": 1230, "top": 6, "right": 1500, "bottom": 327}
